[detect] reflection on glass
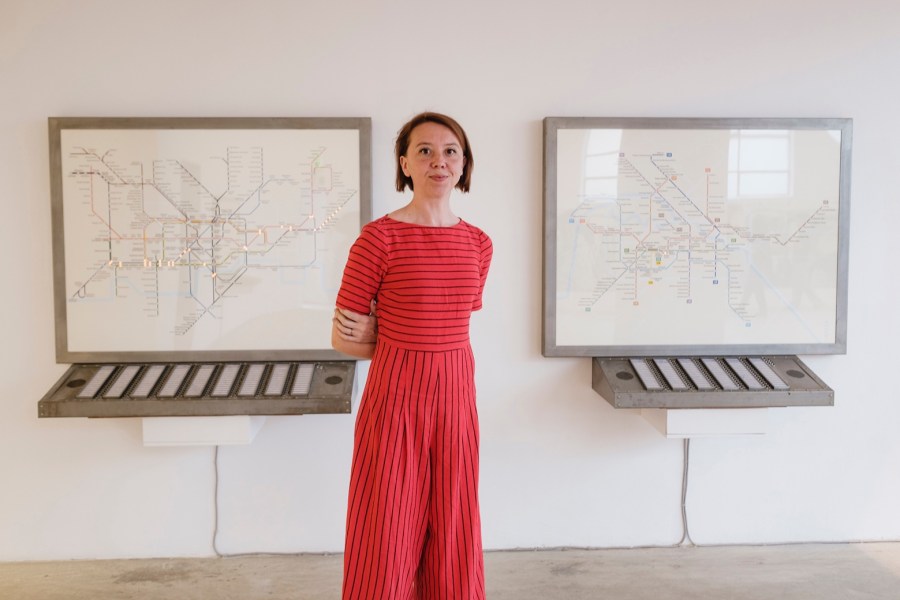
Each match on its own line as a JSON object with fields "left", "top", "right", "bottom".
{"left": 583, "top": 129, "right": 622, "bottom": 199}
{"left": 728, "top": 130, "right": 793, "bottom": 198}
{"left": 555, "top": 124, "right": 844, "bottom": 350}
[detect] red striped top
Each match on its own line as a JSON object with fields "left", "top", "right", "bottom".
{"left": 336, "top": 215, "right": 493, "bottom": 351}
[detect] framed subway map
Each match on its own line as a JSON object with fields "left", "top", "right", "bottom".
{"left": 49, "top": 117, "right": 371, "bottom": 363}
{"left": 542, "top": 117, "right": 852, "bottom": 357}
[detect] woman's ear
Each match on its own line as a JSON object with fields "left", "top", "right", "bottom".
{"left": 399, "top": 155, "right": 410, "bottom": 177}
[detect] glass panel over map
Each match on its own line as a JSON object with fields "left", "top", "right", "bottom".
{"left": 58, "top": 127, "right": 363, "bottom": 355}
{"left": 553, "top": 124, "right": 846, "bottom": 352}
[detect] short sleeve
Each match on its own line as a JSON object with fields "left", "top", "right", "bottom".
{"left": 335, "top": 223, "right": 387, "bottom": 314}
{"left": 471, "top": 230, "right": 493, "bottom": 311}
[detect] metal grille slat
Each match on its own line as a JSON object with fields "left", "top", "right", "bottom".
{"left": 131, "top": 365, "right": 165, "bottom": 398}
{"left": 748, "top": 357, "right": 790, "bottom": 390}
{"left": 677, "top": 358, "right": 715, "bottom": 390}
{"left": 291, "top": 363, "right": 315, "bottom": 396}
{"left": 103, "top": 365, "right": 140, "bottom": 399}
{"left": 629, "top": 358, "right": 663, "bottom": 390}
{"left": 701, "top": 358, "right": 740, "bottom": 391}
{"left": 184, "top": 364, "right": 216, "bottom": 398}
{"left": 237, "top": 364, "right": 266, "bottom": 397}
{"left": 264, "top": 363, "right": 291, "bottom": 396}
{"left": 725, "top": 357, "right": 765, "bottom": 390}
{"left": 653, "top": 358, "right": 689, "bottom": 390}
{"left": 158, "top": 364, "right": 191, "bottom": 398}
{"left": 211, "top": 364, "right": 242, "bottom": 397}
{"left": 76, "top": 365, "right": 116, "bottom": 399}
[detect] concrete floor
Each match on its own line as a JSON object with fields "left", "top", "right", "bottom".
{"left": 1, "top": 542, "right": 899, "bottom": 599}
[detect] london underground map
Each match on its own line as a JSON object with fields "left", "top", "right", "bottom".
{"left": 550, "top": 123, "right": 847, "bottom": 352}
{"left": 57, "top": 125, "right": 364, "bottom": 355}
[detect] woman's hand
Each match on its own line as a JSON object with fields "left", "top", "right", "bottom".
{"left": 333, "top": 300, "right": 378, "bottom": 344}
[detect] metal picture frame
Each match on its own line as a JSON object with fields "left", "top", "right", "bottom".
{"left": 49, "top": 117, "right": 372, "bottom": 363}
{"left": 543, "top": 117, "right": 852, "bottom": 357}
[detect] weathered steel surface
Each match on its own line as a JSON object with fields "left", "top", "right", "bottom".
{"left": 592, "top": 356, "right": 833, "bottom": 409}
{"left": 38, "top": 361, "right": 355, "bottom": 418}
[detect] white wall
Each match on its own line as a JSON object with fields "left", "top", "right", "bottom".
{"left": 2, "top": 0, "right": 899, "bottom": 561}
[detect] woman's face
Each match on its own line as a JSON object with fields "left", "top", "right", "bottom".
{"left": 400, "top": 121, "right": 465, "bottom": 197}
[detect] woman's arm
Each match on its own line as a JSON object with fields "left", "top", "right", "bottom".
{"left": 331, "top": 301, "right": 377, "bottom": 359}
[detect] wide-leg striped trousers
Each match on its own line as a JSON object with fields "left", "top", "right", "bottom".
{"left": 342, "top": 341, "right": 485, "bottom": 600}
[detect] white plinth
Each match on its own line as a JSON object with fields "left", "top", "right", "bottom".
{"left": 641, "top": 408, "right": 768, "bottom": 438}
{"left": 142, "top": 416, "right": 267, "bottom": 446}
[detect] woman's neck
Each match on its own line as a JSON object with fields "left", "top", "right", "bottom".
{"left": 389, "top": 198, "right": 458, "bottom": 227}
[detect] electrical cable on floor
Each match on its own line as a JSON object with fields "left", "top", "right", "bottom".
{"left": 677, "top": 438, "right": 694, "bottom": 547}
{"left": 213, "top": 445, "right": 223, "bottom": 557}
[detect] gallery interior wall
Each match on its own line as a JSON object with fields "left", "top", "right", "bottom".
{"left": 1, "top": 0, "right": 899, "bottom": 561}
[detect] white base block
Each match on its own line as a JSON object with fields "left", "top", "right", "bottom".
{"left": 142, "top": 416, "right": 267, "bottom": 446}
{"left": 641, "top": 408, "right": 768, "bottom": 438}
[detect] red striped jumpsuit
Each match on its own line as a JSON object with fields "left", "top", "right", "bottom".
{"left": 336, "top": 215, "right": 493, "bottom": 600}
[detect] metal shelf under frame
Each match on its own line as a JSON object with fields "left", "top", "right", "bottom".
{"left": 592, "top": 355, "right": 832, "bottom": 409}
{"left": 39, "top": 360, "right": 355, "bottom": 418}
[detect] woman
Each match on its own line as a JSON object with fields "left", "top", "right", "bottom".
{"left": 332, "top": 112, "right": 492, "bottom": 599}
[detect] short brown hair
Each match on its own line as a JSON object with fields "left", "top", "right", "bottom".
{"left": 394, "top": 112, "right": 473, "bottom": 193}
